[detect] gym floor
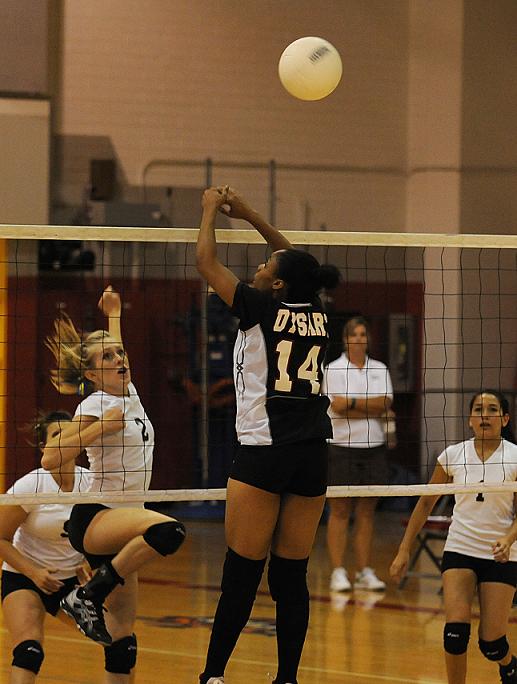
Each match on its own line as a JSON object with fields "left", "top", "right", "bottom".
{"left": 0, "top": 511, "right": 512, "bottom": 683}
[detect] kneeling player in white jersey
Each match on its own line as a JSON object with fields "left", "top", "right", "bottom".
{"left": 0, "top": 412, "right": 95, "bottom": 682}
{"left": 42, "top": 287, "right": 186, "bottom": 651}
{"left": 391, "top": 391, "right": 517, "bottom": 684}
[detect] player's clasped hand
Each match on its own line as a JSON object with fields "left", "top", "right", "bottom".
{"left": 217, "top": 187, "right": 255, "bottom": 220}
{"left": 202, "top": 186, "right": 228, "bottom": 210}
{"left": 493, "top": 537, "right": 512, "bottom": 563}
{"left": 30, "top": 566, "right": 64, "bottom": 595}
{"left": 75, "top": 561, "right": 93, "bottom": 585}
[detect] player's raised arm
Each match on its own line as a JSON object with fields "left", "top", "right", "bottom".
{"left": 197, "top": 186, "right": 239, "bottom": 307}
{"left": 97, "top": 285, "right": 122, "bottom": 344}
{"left": 221, "top": 187, "right": 293, "bottom": 251}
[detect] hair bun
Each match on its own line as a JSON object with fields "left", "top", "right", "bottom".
{"left": 318, "top": 264, "right": 341, "bottom": 290}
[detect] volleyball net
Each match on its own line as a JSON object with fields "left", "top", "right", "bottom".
{"left": 0, "top": 225, "right": 516, "bottom": 504}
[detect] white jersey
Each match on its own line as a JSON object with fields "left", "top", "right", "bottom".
{"left": 438, "top": 438, "right": 517, "bottom": 560}
{"left": 322, "top": 354, "right": 393, "bottom": 448}
{"left": 3, "top": 467, "right": 90, "bottom": 579}
{"left": 74, "top": 382, "right": 154, "bottom": 504}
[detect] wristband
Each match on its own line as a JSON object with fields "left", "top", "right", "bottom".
{"left": 349, "top": 397, "right": 356, "bottom": 410}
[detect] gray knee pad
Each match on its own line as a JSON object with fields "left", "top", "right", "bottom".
{"left": 104, "top": 633, "right": 137, "bottom": 673}
{"left": 479, "top": 635, "right": 509, "bottom": 661}
{"left": 268, "top": 554, "right": 309, "bottom": 603}
{"left": 143, "top": 520, "right": 186, "bottom": 556}
{"left": 12, "top": 640, "right": 44, "bottom": 674}
{"left": 444, "top": 622, "right": 471, "bottom": 655}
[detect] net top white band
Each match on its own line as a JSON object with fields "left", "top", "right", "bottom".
{"left": 2, "top": 482, "right": 517, "bottom": 505}
{"left": 1, "top": 225, "right": 517, "bottom": 248}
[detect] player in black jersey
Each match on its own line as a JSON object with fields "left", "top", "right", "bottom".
{"left": 197, "top": 187, "right": 340, "bottom": 684}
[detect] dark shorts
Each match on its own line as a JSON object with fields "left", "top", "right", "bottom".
{"left": 230, "top": 438, "right": 328, "bottom": 497}
{"left": 68, "top": 503, "right": 116, "bottom": 569}
{"left": 328, "top": 444, "right": 389, "bottom": 486}
{"left": 1, "top": 570, "right": 78, "bottom": 616}
{"left": 441, "top": 551, "right": 517, "bottom": 588}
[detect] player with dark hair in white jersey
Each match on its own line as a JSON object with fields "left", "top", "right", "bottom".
{"left": 0, "top": 412, "right": 94, "bottom": 682}
{"left": 391, "top": 391, "right": 517, "bottom": 684}
{"left": 42, "top": 286, "right": 186, "bottom": 658}
{"left": 196, "top": 186, "right": 340, "bottom": 684}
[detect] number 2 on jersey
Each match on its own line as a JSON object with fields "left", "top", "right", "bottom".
{"left": 275, "top": 340, "right": 321, "bottom": 394}
{"left": 135, "top": 417, "right": 149, "bottom": 442}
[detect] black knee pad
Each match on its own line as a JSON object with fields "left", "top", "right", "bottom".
{"left": 221, "top": 548, "right": 266, "bottom": 598}
{"left": 143, "top": 520, "right": 186, "bottom": 556}
{"left": 444, "top": 622, "right": 471, "bottom": 655}
{"left": 104, "top": 633, "right": 137, "bottom": 673}
{"left": 268, "top": 554, "right": 309, "bottom": 603}
{"left": 479, "top": 635, "right": 509, "bottom": 661}
{"left": 12, "top": 640, "right": 44, "bottom": 674}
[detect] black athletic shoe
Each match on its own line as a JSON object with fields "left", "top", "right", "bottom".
{"left": 500, "top": 656, "right": 517, "bottom": 684}
{"left": 60, "top": 587, "right": 112, "bottom": 646}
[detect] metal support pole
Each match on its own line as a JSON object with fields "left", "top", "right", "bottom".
{"left": 199, "top": 287, "right": 210, "bottom": 488}
{"left": 205, "top": 157, "right": 213, "bottom": 188}
{"left": 269, "top": 159, "right": 277, "bottom": 225}
{"left": 200, "top": 155, "right": 212, "bottom": 487}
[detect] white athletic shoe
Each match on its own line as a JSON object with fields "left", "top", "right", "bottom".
{"left": 206, "top": 678, "right": 225, "bottom": 684}
{"left": 330, "top": 566, "right": 352, "bottom": 592}
{"left": 354, "top": 567, "right": 386, "bottom": 591}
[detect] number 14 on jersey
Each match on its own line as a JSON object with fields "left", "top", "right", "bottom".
{"left": 275, "top": 340, "right": 322, "bottom": 394}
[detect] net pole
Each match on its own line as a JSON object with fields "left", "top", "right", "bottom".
{"left": 0, "top": 239, "right": 6, "bottom": 493}
{"left": 199, "top": 286, "right": 209, "bottom": 487}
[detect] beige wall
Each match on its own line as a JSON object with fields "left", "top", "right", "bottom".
{"left": 460, "top": 0, "right": 517, "bottom": 233}
{"left": 0, "top": 98, "right": 50, "bottom": 225}
{"left": 53, "top": 1, "right": 517, "bottom": 236}
{"left": 55, "top": 0, "right": 409, "bottom": 230}
{"left": 0, "top": 1, "right": 49, "bottom": 95}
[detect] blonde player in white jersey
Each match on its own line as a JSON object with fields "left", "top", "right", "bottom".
{"left": 391, "top": 391, "right": 517, "bottom": 684}
{"left": 42, "top": 287, "right": 186, "bottom": 656}
{"left": 0, "top": 412, "right": 93, "bottom": 682}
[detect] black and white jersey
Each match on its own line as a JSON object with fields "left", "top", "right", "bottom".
{"left": 231, "top": 282, "right": 332, "bottom": 446}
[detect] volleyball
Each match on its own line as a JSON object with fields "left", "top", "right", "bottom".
{"left": 278, "top": 36, "right": 342, "bottom": 101}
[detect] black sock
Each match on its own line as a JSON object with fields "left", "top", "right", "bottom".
{"left": 200, "top": 548, "right": 266, "bottom": 681}
{"left": 79, "top": 561, "right": 124, "bottom": 603}
{"left": 268, "top": 554, "right": 309, "bottom": 684}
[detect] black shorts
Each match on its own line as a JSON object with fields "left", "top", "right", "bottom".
{"left": 1, "top": 570, "right": 78, "bottom": 616}
{"left": 68, "top": 503, "right": 116, "bottom": 569}
{"left": 230, "top": 438, "right": 328, "bottom": 497}
{"left": 441, "top": 551, "right": 517, "bottom": 588}
{"left": 328, "top": 444, "right": 389, "bottom": 486}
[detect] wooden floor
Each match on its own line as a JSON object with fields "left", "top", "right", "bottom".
{"left": 1, "top": 510, "right": 514, "bottom": 683}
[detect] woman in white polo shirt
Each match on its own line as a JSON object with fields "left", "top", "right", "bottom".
{"left": 322, "top": 316, "right": 394, "bottom": 592}
{"left": 390, "top": 391, "right": 517, "bottom": 684}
